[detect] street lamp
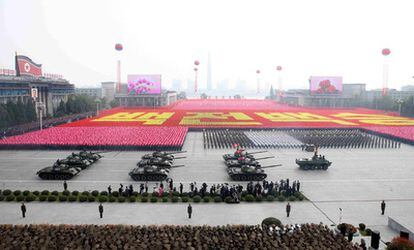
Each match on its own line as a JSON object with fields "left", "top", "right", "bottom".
{"left": 37, "top": 104, "right": 45, "bottom": 131}
{"left": 95, "top": 99, "right": 101, "bottom": 116}
{"left": 194, "top": 60, "right": 200, "bottom": 95}
{"left": 396, "top": 99, "right": 403, "bottom": 116}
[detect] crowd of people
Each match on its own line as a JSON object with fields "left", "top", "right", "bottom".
{"left": 203, "top": 128, "right": 402, "bottom": 149}
{"left": 1, "top": 111, "right": 95, "bottom": 138}
{"left": 0, "top": 223, "right": 359, "bottom": 249}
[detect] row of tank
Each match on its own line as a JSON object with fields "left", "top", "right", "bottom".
{"left": 37, "top": 151, "right": 103, "bottom": 180}
{"left": 36, "top": 150, "right": 186, "bottom": 181}
{"left": 223, "top": 150, "right": 281, "bottom": 181}
{"left": 222, "top": 146, "right": 332, "bottom": 181}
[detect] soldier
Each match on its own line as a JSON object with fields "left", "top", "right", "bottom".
{"left": 286, "top": 202, "right": 291, "bottom": 217}
{"left": 107, "top": 185, "right": 112, "bottom": 195}
{"left": 63, "top": 180, "right": 68, "bottom": 191}
{"left": 187, "top": 204, "right": 192, "bottom": 219}
{"left": 20, "top": 202, "right": 26, "bottom": 218}
{"left": 381, "top": 200, "right": 386, "bottom": 215}
{"left": 98, "top": 203, "right": 104, "bottom": 218}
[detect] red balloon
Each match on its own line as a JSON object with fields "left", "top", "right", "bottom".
{"left": 194, "top": 67, "right": 198, "bottom": 71}
{"left": 194, "top": 60, "right": 200, "bottom": 66}
{"left": 115, "top": 43, "right": 123, "bottom": 51}
{"left": 276, "top": 66, "right": 282, "bottom": 71}
{"left": 382, "top": 48, "right": 391, "bottom": 56}
{"left": 256, "top": 70, "right": 260, "bottom": 74}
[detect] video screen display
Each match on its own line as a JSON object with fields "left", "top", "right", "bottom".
{"left": 310, "top": 76, "right": 343, "bottom": 95}
{"left": 127, "top": 75, "right": 161, "bottom": 95}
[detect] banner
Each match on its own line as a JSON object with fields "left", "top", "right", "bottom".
{"left": 15, "top": 55, "right": 42, "bottom": 77}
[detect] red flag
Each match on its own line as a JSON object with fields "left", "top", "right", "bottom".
{"left": 15, "top": 55, "right": 42, "bottom": 77}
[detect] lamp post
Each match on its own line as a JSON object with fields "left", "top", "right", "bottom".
{"left": 256, "top": 70, "right": 261, "bottom": 94}
{"left": 37, "top": 103, "right": 45, "bottom": 131}
{"left": 276, "top": 65, "right": 282, "bottom": 100}
{"left": 396, "top": 99, "right": 403, "bottom": 116}
{"left": 95, "top": 99, "right": 101, "bottom": 116}
{"left": 115, "top": 43, "right": 123, "bottom": 93}
{"left": 381, "top": 48, "right": 391, "bottom": 96}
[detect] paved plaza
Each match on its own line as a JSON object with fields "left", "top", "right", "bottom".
{"left": 0, "top": 132, "right": 413, "bottom": 245}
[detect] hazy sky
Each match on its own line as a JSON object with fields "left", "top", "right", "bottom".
{"left": 1, "top": 0, "right": 414, "bottom": 91}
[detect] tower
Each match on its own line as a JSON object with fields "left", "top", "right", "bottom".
{"left": 207, "top": 52, "right": 212, "bottom": 91}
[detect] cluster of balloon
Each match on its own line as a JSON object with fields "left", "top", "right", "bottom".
{"left": 382, "top": 48, "right": 391, "bottom": 56}
{"left": 115, "top": 43, "right": 123, "bottom": 51}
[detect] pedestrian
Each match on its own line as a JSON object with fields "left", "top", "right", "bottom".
{"left": 286, "top": 202, "right": 291, "bottom": 217}
{"left": 381, "top": 200, "right": 386, "bottom": 215}
{"left": 179, "top": 183, "right": 183, "bottom": 194}
{"left": 187, "top": 204, "right": 192, "bottom": 219}
{"left": 98, "top": 203, "right": 104, "bottom": 218}
{"left": 108, "top": 185, "right": 112, "bottom": 195}
{"left": 20, "top": 202, "right": 26, "bottom": 218}
{"left": 63, "top": 180, "right": 68, "bottom": 191}
{"left": 145, "top": 182, "right": 148, "bottom": 193}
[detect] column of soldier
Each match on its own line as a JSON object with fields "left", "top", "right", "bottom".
{"left": 203, "top": 128, "right": 401, "bottom": 149}
{"left": 110, "top": 178, "right": 301, "bottom": 202}
{"left": 0, "top": 224, "right": 359, "bottom": 249}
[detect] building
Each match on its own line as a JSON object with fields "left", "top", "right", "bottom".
{"left": 101, "top": 82, "right": 116, "bottom": 103}
{"left": 0, "top": 74, "right": 74, "bottom": 116}
{"left": 75, "top": 88, "right": 102, "bottom": 98}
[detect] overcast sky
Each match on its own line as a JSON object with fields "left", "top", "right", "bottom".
{"left": 1, "top": 0, "right": 414, "bottom": 91}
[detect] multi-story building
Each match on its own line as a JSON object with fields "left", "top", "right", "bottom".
{"left": 75, "top": 87, "right": 102, "bottom": 98}
{"left": 0, "top": 74, "right": 74, "bottom": 116}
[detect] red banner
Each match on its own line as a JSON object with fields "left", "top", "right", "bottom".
{"left": 16, "top": 55, "right": 42, "bottom": 77}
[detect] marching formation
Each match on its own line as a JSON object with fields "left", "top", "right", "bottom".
{"left": 0, "top": 224, "right": 359, "bottom": 249}
{"left": 203, "top": 128, "right": 401, "bottom": 149}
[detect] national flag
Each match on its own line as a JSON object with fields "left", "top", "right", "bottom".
{"left": 15, "top": 54, "right": 42, "bottom": 77}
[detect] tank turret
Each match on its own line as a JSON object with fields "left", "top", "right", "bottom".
{"left": 60, "top": 156, "right": 92, "bottom": 170}
{"left": 137, "top": 158, "right": 174, "bottom": 168}
{"left": 129, "top": 165, "right": 169, "bottom": 181}
{"left": 77, "top": 150, "right": 103, "bottom": 162}
{"left": 222, "top": 150, "right": 268, "bottom": 161}
{"left": 225, "top": 156, "right": 275, "bottom": 168}
{"left": 37, "top": 161, "right": 81, "bottom": 180}
{"left": 141, "top": 151, "right": 186, "bottom": 161}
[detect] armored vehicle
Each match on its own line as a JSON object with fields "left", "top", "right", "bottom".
{"left": 295, "top": 153, "right": 331, "bottom": 170}
{"left": 77, "top": 151, "right": 103, "bottom": 162}
{"left": 137, "top": 158, "right": 175, "bottom": 168}
{"left": 37, "top": 162, "right": 81, "bottom": 180}
{"left": 225, "top": 156, "right": 275, "bottom": 168}
{"left": 59, "top": 157, "right": 92, "bottom": 170}
{"left": 129, "top": 165, "right": 170, "bottom": 181}
{"left": 222, "top": 149, "right": 267, "bottom": 161}
{"left": 141, "top": 151, "right": 186, "bottom": 161}
{"left": 227, "top": 164, "right": 280, "bottom": 181}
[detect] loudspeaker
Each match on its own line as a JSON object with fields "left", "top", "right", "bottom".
{"left": 371, "top": 230, "right": 380, "bottom": 249}
{"left": 400, "top": 231, "right": 409, "bottom": 239}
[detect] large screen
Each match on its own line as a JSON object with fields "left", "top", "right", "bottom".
{"left": 127, "top": 75, "right": 161, "bottom": 95}
{"left": 310, "top": 76, "right": 343, "bottom": 95}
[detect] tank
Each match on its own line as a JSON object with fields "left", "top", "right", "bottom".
{"left": 225, "top": 156, "right": 275, "bottom": 168}
{"left": 137, "top": 158, "right": 174, "bottom": 168}
{"left": 37, "top": 162, "right": 81, "bottom": 180}
{"left": 129, "top": 165, "right": 169, "bottom": 181}
{"left": 295, "top": 153, "right": 331, "bottom": 170}
{"left": 222, "top": 150, "right": 267, "bottom": 161}
{"left": 227, "top": 164, "right": 280, "bottom": 181}
{"left": 77, "top": 151, "right": 103, "bottom": 162}
{"left": 59, "top": 157, "right": 92, "bottom": 170}
{"left": 141, "top": 151, "right": 186, "bottom": 161}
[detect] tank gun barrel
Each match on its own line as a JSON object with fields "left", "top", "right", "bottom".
{"left": 254, "top": 156, "right": 275, "bottom": 160}
{"left": 170, "top": 165, "right": 185, "bottom": 168}
{"left": 173, "top": 156, "right": 187, "bottom": 160}
{"left": 248, "top": 151, "right": 268, "bottom": 155}
{"left": 261, "top": 164, "right": 282, "bottom": 169}
{"left": 165, "top": 151, "right": 187, "bottom": 154}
